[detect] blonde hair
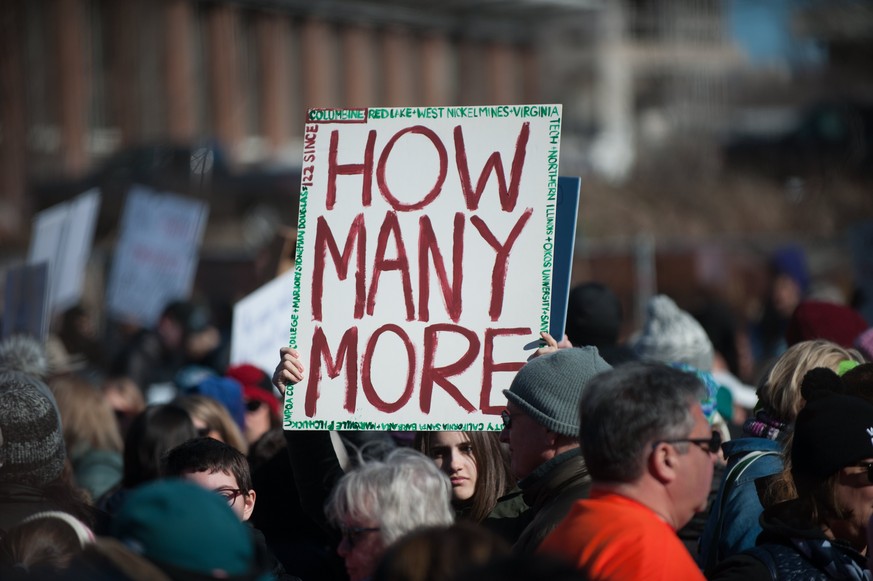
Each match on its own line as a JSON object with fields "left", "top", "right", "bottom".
{"left": 50, "top": 376, "right": 123, "bottom": 454}
{"left": 175, "top": 394, "right": 248, "bottom": 455}
{"left": 758, "top": 340, "right": 862, "bottom": 423}
{"left": 759, "top": 340, "right": 863, "bottom": 507}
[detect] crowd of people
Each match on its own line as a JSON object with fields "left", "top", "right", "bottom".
{"left": 2, "top": 255, "right": 873, "bottom": 580}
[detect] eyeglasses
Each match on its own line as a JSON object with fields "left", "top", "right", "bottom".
{"left": 655, "top": 430, "right": 722, "bottom": 454}
{"left": 214, "top": 488, "right": 247, "bottom": 506}
{"left": 501, "top": 410, "right": 512, "bottom": 430}
{"left": 339, "top": 526, "right": 381, "bottom": 549}
{"left": 855, "top": 462, "right": 873, "bottom": 484}
{"left": 245, "top": 400, "right": 263, "bottom": 413}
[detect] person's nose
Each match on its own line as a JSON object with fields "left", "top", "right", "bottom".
{"left": 448, "top": 450, "right": 463, "bottom": 473}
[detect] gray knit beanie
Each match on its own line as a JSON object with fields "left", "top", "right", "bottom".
{"left": 632, "top": 295, "right": 714, "bottom": 372}
{"left": 0, "top": 335, "right": 49, "bottom": 379}
{"left": 0, "top": 371, "right": 66, "bottom": 487}
{"left": 503, "top": 347, "right": 612, "bottom": 436}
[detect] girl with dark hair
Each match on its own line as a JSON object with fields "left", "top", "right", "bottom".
{"left": 414, "top": 431, "right": 527, "bottom": 541}
{"left": 98, "top": 403, "right": 197, "bottom": 514}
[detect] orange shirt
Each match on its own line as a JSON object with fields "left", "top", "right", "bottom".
{"left": 538, "top": 490, "right": 705, "bottom": 581}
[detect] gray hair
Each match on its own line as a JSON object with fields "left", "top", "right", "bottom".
{"left": 579, "top": 362, "right": 705, "bottom": 483}
{"left": 326, "top": 447, "right": 454, "bottom": 546}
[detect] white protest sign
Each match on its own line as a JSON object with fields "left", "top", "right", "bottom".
{"left": 27, "top": 189, "right": 100, "bottom": 315}
{"left": 286, "top": 104, "right": 562, "bottom": 431}
{"left": 106, "top": 186, "right": 209, "bottom": 326}
{"left": 230, "top": 268, "right": 296, "bottom": 376}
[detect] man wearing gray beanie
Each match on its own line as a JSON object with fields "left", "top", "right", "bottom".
{"left": 499, "top": 346, "right": 612, "bottom": 554}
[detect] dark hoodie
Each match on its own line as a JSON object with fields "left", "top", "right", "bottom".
{"left": 709, "top": 499, "right": 868, "bottom": 581}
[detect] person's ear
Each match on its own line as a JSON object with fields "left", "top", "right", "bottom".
{"left": 242, "top": 489, "right": 256, "bottom": 521}
{"left": 544, "top": 428, "right": 558, "bottom": 447}
{"left": 649, "top": 442, "right": 678, "bottom": 484}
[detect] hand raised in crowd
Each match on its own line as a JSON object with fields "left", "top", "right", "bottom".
{"left": 530, "top": 331, "right": 573, "bottom": 360}
{"left": 272, "top": 347, "right": 304, "bottom": 395}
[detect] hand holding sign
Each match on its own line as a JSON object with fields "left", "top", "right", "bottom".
{"left": 273, "top": 346, "right": 305, "bottom": 396}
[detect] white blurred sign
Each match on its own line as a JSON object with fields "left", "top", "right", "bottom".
{"left": 27, "top": 189, "right": 100, "bottom": 315}
{"left": 230, "top": 268, "right": 295, "bottom": 376}
{"left": 106, "top": 186, "right": 208, "bottom": 326}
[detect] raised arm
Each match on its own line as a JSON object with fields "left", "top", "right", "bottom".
{"left": 273, "top": 347, "right": 344, "bottom": 539}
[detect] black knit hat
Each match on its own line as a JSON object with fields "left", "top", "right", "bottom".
{"left": 791, "top": 367, "right": 873, "bottom": 480}
{"left": 0, "top": 371, "right": 66, "bottom": 487}
{"left": 565, "top": 283, "right": 623, "bottom": 348}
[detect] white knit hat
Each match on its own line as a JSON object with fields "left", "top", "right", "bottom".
{"left": 632, "top": 295, "right": 714, "bottom": 372}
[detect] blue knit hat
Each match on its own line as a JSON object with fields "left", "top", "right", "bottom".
{"left": 772, "top": 245, "right": 810, "bottom": 295}
{"left": 669, "top": 362, "right": 719, "bottom": 424}
{"left": 112, "top": 479, "right": 263, "bottom": 579}
{"left": 184, "top": 375, "right": 246, "bottom": 431}
{"left": 503, "top": 347, "right": 612, "bottom": 436}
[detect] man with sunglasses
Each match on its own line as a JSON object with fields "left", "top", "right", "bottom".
{"left": 499, "top": 346, "right": 613, "bottom": 554}
{"left": 539, "top": 362, "right": 714, "bottom": 580}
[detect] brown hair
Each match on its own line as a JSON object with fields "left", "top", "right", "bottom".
{"left": 373, "top": 522, "right": 510, "bottom": 581}
{"left": 414, "top": 431, "right": 513, "bottom": 523}
{"left": 101, "top": 376, "right": 146, "bottom": 438}
{"left": 788, "top": 470, "right": 848, "bottom": 528}
{"left": 175, "top": 395, "right": 248, "bottom": 455}
{"left": 0, "top": 513, "right": 90, "bottom": 571}
{"left": 51, "top": 376, "right": 124, "bottom": 455}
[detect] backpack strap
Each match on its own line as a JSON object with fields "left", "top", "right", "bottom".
{"left": 703, "top": 450, "right": 781, "bottom": 572}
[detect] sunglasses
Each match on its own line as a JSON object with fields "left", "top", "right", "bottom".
{"left": 855, "top": 462, "right": 873, "bottom": 484}
{"left": 501, "top": 410, "right": 512, "bottom": 430}
{"left": 339, "top": 526, "right": 381, "bottom": 549}
{"left": 245, "top": 399, "right": 263, "bottom": 413}
{"left": 655, "top": 430, "right": 722, "bottom": 454}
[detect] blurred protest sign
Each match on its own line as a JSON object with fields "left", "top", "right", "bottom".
{"left": 27, "top": 189, "right": 100, "bottom": 316}
{"left": 549, "top": 177, "right": 581, "bottom": 341}
{"left": 106, "top": 186, "right": 209, "bottom": 326}
{"left": 2, "top": 262, "right": 49, "bottom": 341}
{"left": 230, "top": 268, "right": 295, "bottom": 377}
{"left": 286, "top": 104, "right": 563, "bottom": 430}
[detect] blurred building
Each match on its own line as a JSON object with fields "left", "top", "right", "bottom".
{"left": 2, "top": 0, "right": 869, "bottom": 336}
{"left": 2, "top": 0, "right": 600, "bottom": 246}
{"left": 2, "top": 0, "right": 749, "bottom": 243}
